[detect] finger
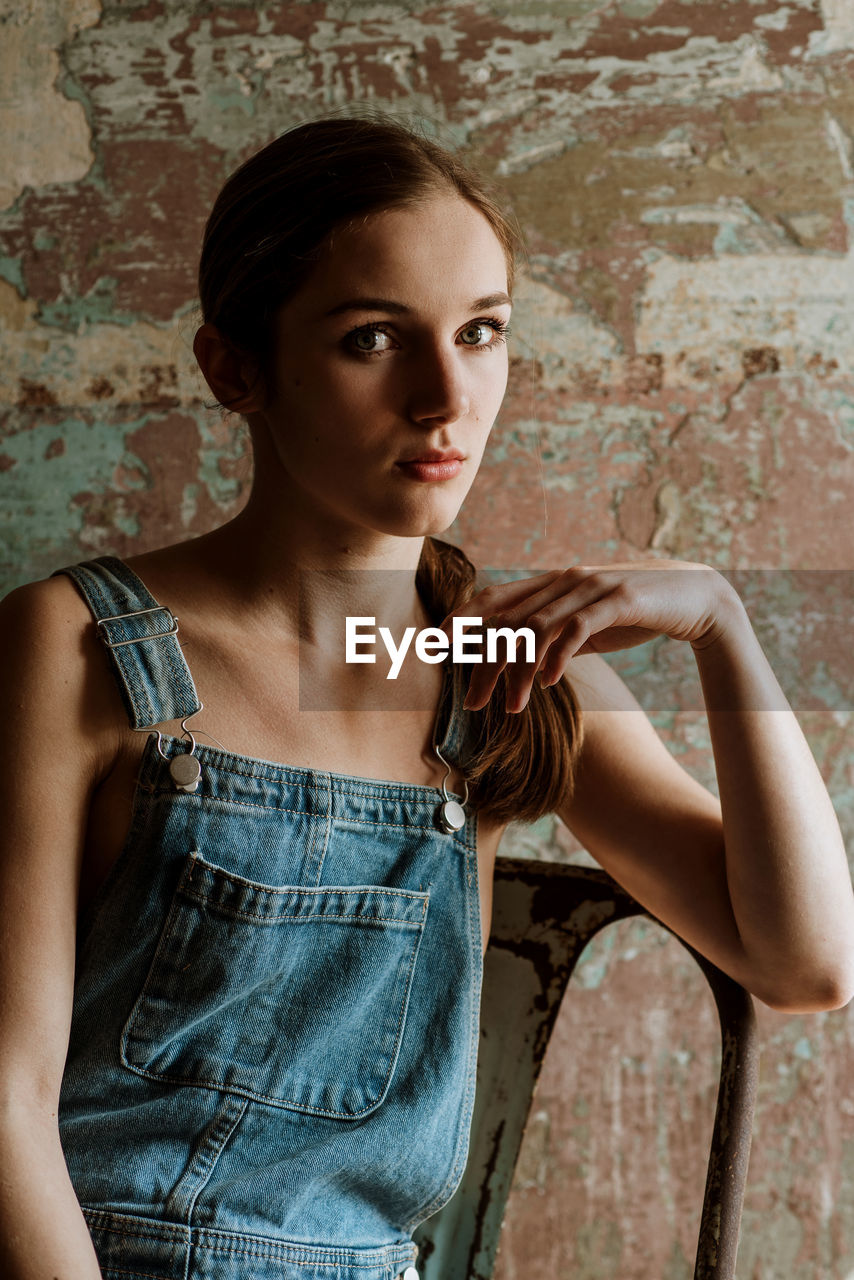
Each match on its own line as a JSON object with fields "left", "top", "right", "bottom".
{"left": 488, "top": 569, "right": 617, "bottom": 634}
{"left": 440, "top": 570, "right": 565, "bottom": 633}
{"left": 539, "top": 592, "right": 637, "bottom": 684}
{"left": 490, "top": 573, "right": 624, "bottom": 708}
{"left": 462, "top": 611, "right": 562, "bottom": 713}
{"left": 461, "top": 636, "right": 541, "bottom": 712}
{"left": 460, "top": 572, "right": 617, "bottom": 711}
{"left": 502, "top": 585, "right": 640, "bottom": 708}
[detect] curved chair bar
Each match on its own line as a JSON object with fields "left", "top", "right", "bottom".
{"left": 414, "top": 857, "right": 758, "bottom": 1280}
{"left": 686, "top": 945, "right": 759, "bottom": 1279}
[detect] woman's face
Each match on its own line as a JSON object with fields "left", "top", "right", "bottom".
{"left": 252, "top": 191, "right": 511, "bottom": 542}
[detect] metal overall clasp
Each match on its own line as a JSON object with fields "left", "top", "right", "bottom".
{"left": 151, "top": 715, "right": 203, "bottom": 793}
{"left": 433, "top": 741, "right": 469, "bottom": 834}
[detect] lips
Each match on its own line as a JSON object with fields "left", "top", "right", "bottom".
{"left": 395, "top": 453, "right": 465, "bottom": 482}
{"left": 397, "top": 449, "right": 465, "bottom": 464}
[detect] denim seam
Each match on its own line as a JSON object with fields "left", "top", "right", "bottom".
{"left": 84, "top": 1211, "right": 416, "bottom": 1266}
{"left": 184, "top": 856, "right": 430, "bottom": 904}
{"left": 99, "top": 1269, "right": 169, "bottom": 1279}
{"left": 75, "top": 566, "right": 157, "bottom": 726}
{"left": 59, "top": 560, "right": 201, "bottom": 729}
{"left": 402, "top": 811, "right": 482, "bottom": 1231}
{"left": 191, "top": 1243, "right": 412, "bottom": 1266}
{"left": 154, "top": 749, "right": 452, "bottom": 801}
{"left": 182, "top": 1098, "right": 249, "bottom": 1280}
{"left": 92, "top": 566, "right": 165, "bottom": 727}
{"left": 179, "top": 902, "right": 427, "bottom": 927}
{"left": 82, "top": 1210, "right": 189, "bottom": 1244}
{"left": 162, "top": 1096, "right": 248, "bottom": 1229}
{"left": 120, "top": 1051, "right": 406, "bottom": 1119}
{"left": 100, "top": 558, "right": 199, "bottom": 728}
{"left": 161, "top": 790, "right": 446, "bottom": 831}
{"left": 120, "top": 865, "right": 201, "bottom": 1065}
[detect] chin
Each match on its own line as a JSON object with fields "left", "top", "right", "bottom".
{"left": 383, "top": 497, "right": 466, "bottom": 539}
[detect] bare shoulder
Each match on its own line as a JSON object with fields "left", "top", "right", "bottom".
{"left": 2, "top": 572, "right": 95, "bottom": 677}
{"left": 0, "top": 574, "right": 126, "bottom": 779}
{"left": 2, "top": 570, "right": 91, "bottom": 633}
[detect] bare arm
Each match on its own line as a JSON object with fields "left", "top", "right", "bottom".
{"left": 443, "top": 564, "right": 854, "bottom": 1011}
{"left": 562, "top": 639, "right": 854, "bottom": 1012}
{"left": 0, "top": 578, "right": 111, "bottom": 1279}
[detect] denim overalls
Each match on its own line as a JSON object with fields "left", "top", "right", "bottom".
{"left": 54, "top": 556, "right": 482, "bottom": 1280}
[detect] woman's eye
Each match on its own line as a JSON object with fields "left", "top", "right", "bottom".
{"left": 347, "top": 326, "right": 393, "bottom": 354}
{"left": 459, "top": 321, "right": 507, "bottom": 348}
{"left": 345, "top": 319, "right": 508, "bottom": 355}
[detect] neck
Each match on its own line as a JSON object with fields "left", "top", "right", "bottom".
{"left": 183, "top": 484, "right": 436, "bottom": 653}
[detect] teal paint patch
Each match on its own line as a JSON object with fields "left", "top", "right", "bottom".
{"left": 54, "top": 62, "right": 108, "bottom": 194}
{"left": 114, "top": 510, "right": 141, "bottom": 539}
{"left": 617, "top": 0, "right": 666, "bottom": 15}
{"left": 37, "top": 277, "right": 138, "bottom": 331}
{"left": 819, "top": 389, "right": 854, "bottom": 451}
{"left": 180, "top": 481, "right": 200, "bottom": 527}
{"left": 608, "top": 449, "right": 648, "bottom": 466}
{"left": 574, "top": 923, "right": 618, "bottom": 989}
{"left": 0, "top": 414, "right": 150, "bottom": 593}
{"left": 208, "top": 86, "right": 259, "bottom": 118}
{"left": 793, "top": 1037, "right": 813, "bottom": 1061}
{"left": 0, "top": 256, "right": 27, "bottom": 297}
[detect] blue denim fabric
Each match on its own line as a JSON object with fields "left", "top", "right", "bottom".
{"left": 55, "top": 557, "right": 202, "bottom": 729}
{"left": 53, "top": 558, "right": 481, "bottom": 1280}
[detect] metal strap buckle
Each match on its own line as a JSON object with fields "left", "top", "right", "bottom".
{"left": 96, "top": 605, "right": 179, "bottom": 649}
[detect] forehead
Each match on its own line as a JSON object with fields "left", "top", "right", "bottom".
{"left": 296, "top": 194, "right": 510, "bottom": 316}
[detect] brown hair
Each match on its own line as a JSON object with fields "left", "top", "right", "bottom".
{"left": 199, "top": 115, "right": 519, "bottom": 368}
{"left": 198, "top": 115, "right": 582, "bottom": 824}
{"left": 416, "top": 538, "right": 582, "bottom": 825}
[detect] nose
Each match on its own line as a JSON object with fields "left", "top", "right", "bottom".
{"left": 405, "top": 343, "right": 471, "bottom": 428}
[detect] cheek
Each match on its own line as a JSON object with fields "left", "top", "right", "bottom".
{"left": 476, "top": 356, "right": 509, "bottom": 416}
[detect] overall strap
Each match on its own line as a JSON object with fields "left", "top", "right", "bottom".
{"left": 434, "top": 659, "right": 479, "bottom": 776}
{"left": 51, "top": 556, "right": 202, "bottom": 730}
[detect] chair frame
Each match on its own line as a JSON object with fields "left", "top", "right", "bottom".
{"left": 414, "top": 857, "right": 759, "bottom": 1280}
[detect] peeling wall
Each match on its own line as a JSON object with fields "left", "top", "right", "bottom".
{"left": 1, "top": 2, "right": 853, "bottom": 1277}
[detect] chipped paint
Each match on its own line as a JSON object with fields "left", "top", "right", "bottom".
{"left": 0, "top": 286, "right": 204, "bottom": 409}
{"left": 0, "top": 0, "right": 101, "bottom": 211}
{"left": 636, "top": 235, "right": 854, "bottom": 385}
{"left": 809, "top": 0, "right": 854, "bottom": 57}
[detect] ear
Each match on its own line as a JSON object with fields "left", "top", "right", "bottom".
{"left": 193, "top": 322, "right": 265, "bottom": 413}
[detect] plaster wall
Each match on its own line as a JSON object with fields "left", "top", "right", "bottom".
{"left": 1, "top": 1, "right": 853, "bottom": 1276}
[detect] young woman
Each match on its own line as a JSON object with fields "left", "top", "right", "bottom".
{"left": 1, "top": 116, "right": 852, "bottom": 1280}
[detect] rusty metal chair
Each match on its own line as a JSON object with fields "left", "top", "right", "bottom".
{"left": 413, "top": 857, "right": 759, "bottom": 1280}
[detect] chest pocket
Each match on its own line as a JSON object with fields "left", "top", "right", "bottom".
{"left": 120, "top": 852, "right": 429, "bottom": 1118}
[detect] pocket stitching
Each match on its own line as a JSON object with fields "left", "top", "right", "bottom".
{"left": 119, "top": 854, "right": 429, "bottom": 1118}
{"left": 179, "top": 888, "right": 428, "bottom": 927}
{"left": 183, "top": 851, "right": 432, "bottom": 902}
{"left": 119, "top": 913, "right": 424, "bottom": 1116}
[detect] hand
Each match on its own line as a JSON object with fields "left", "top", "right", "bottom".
{"left": 440, "top": 561, "right": 740, "bottom": 712}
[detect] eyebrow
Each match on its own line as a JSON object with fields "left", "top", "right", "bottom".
{"left": 324, "top": 291, "right": 512, "bottom": 317}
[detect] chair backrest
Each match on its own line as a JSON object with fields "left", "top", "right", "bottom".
{"left": 413, "top": 857, "right": 759, "bottom": 1280}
